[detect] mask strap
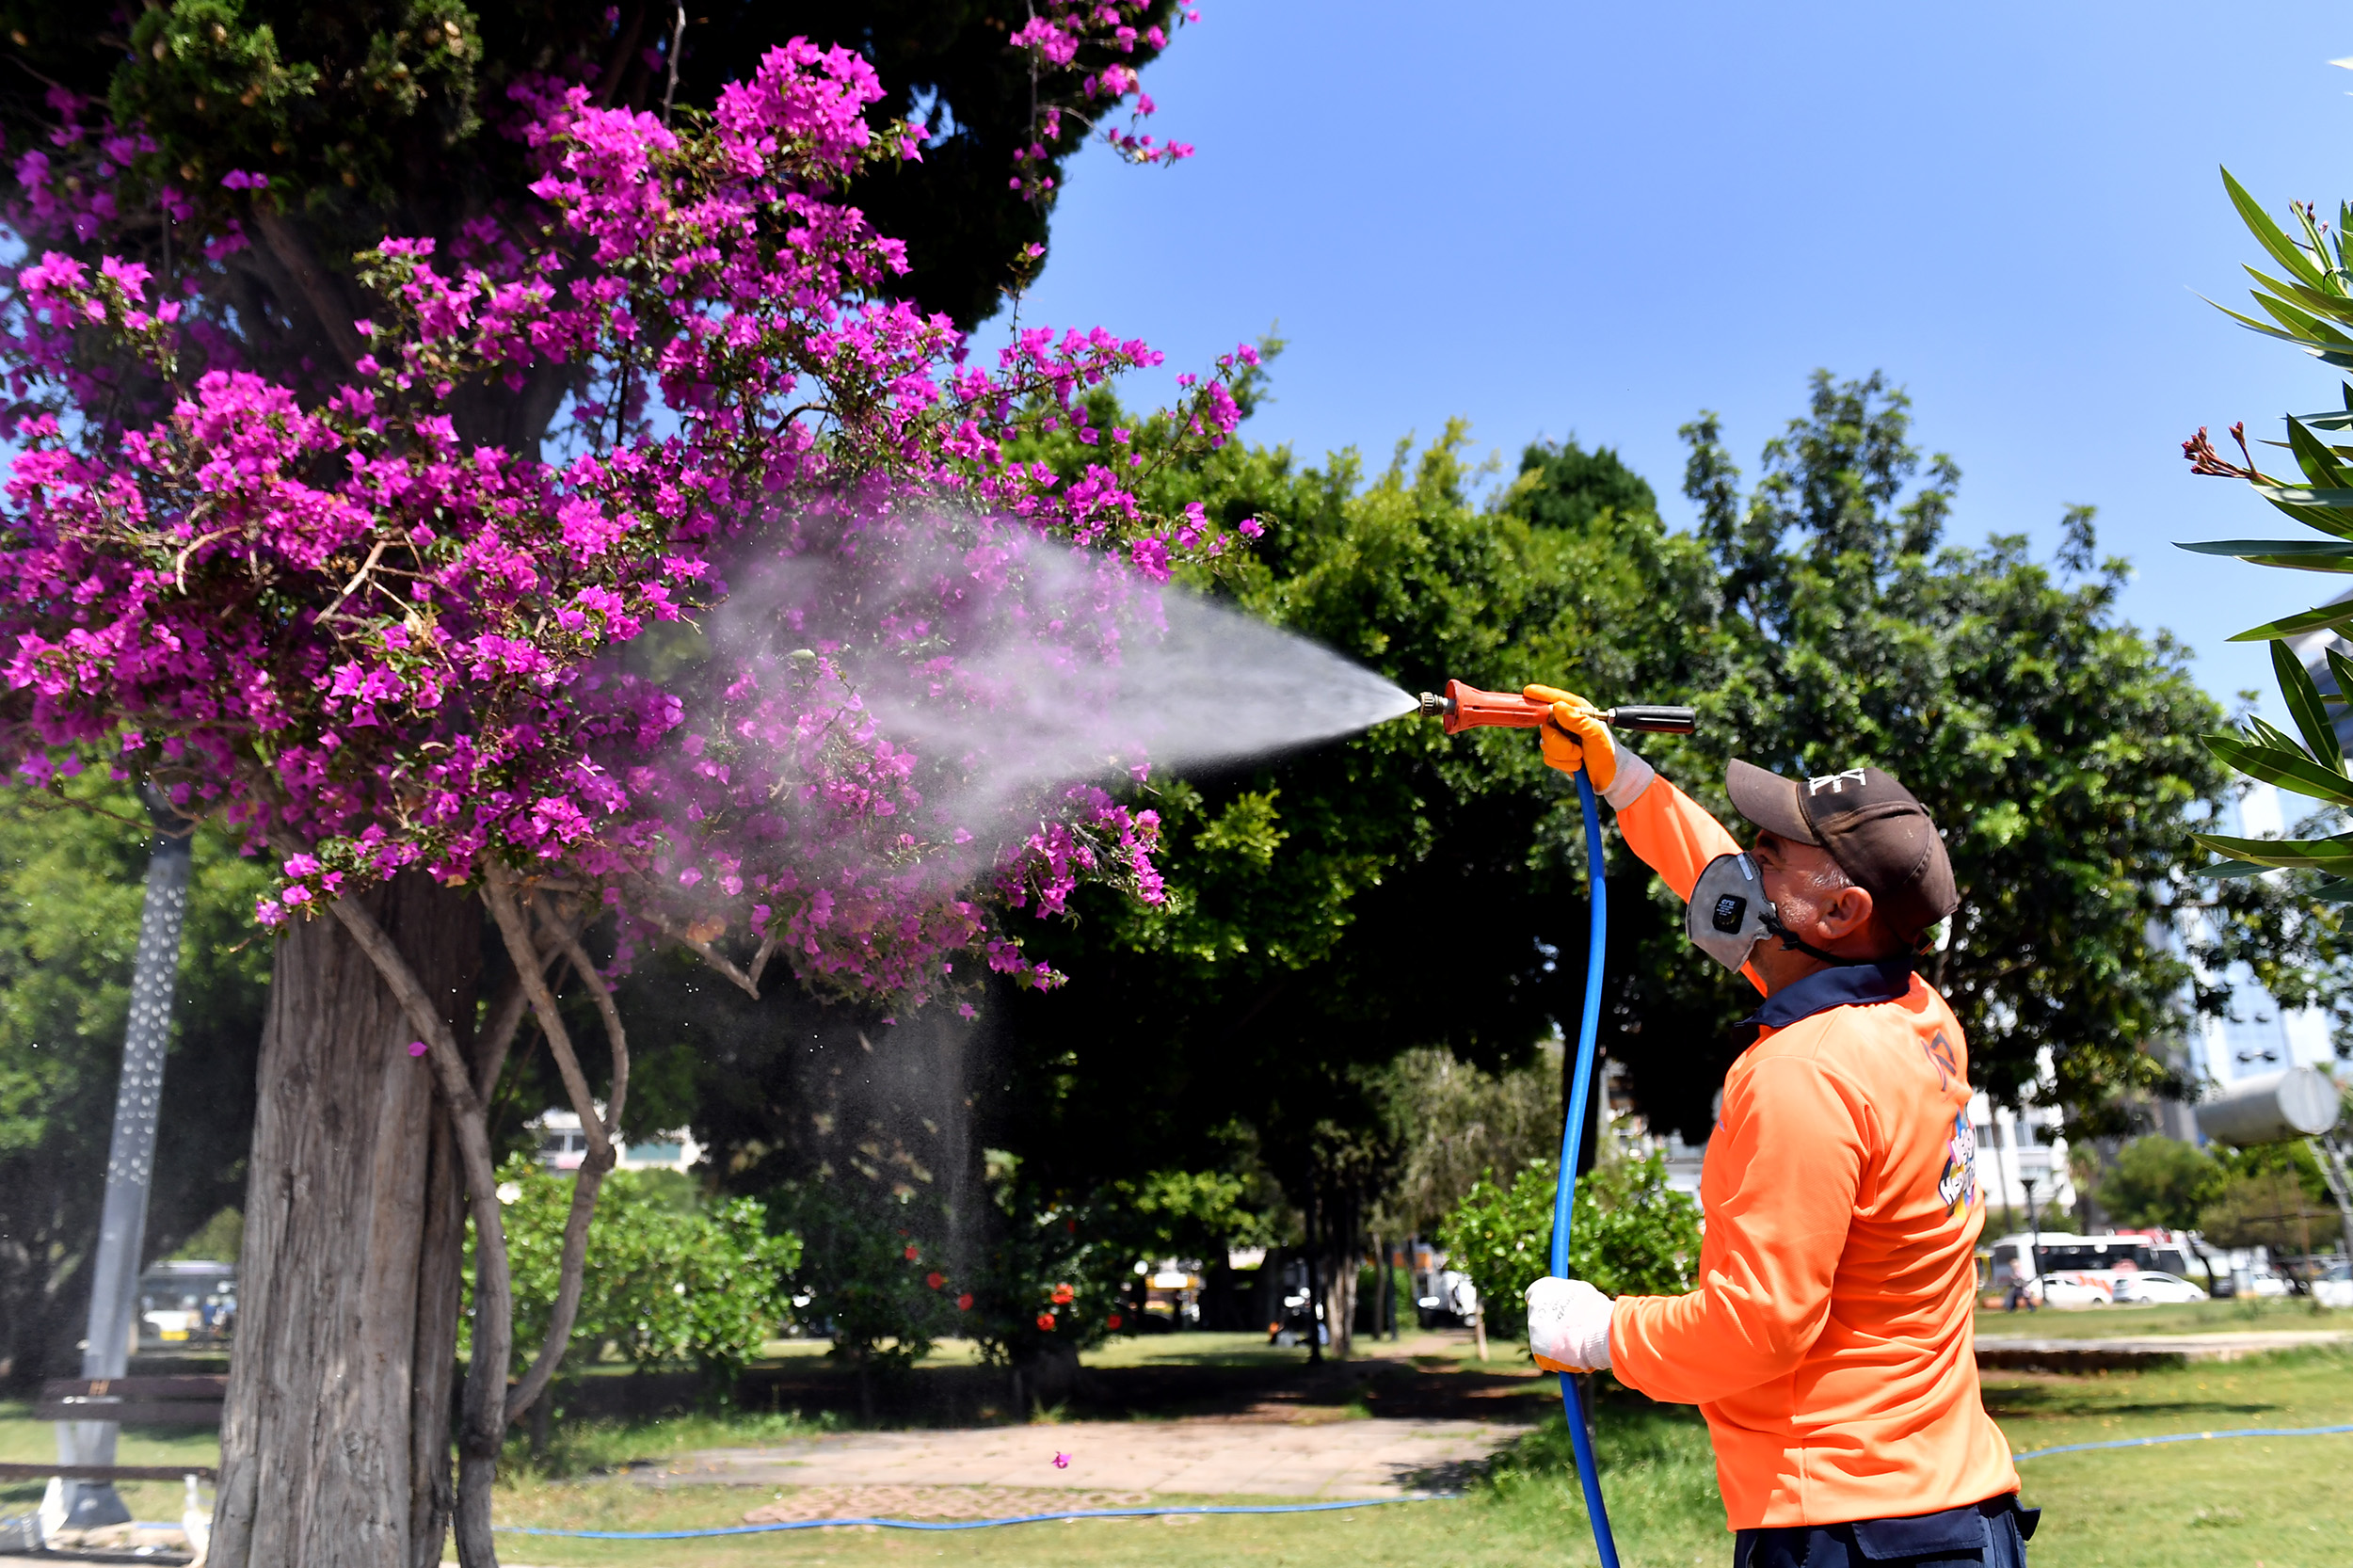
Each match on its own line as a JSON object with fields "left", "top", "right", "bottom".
{"left": 1760, "top": 908, "right": 1878, "bottom": 969}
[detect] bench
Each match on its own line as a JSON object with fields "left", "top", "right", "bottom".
{"left": 1, "top": 1376, "right": 226, "bottom": 1485}
{"left": 33, "top": 1375, "right": 227, "bottom": 1432}
{"left": 0, "top": 1379, "right": 224, "bottom": 1557}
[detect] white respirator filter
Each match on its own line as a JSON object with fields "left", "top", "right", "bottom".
{"left": 1687, "top": 852, "right": 1773, "bottom": 971}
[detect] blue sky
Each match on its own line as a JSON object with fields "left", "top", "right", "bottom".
{"left": 978, "top": 1, "right": 2353, "bottom": 720}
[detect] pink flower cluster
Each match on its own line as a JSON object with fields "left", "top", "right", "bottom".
{"left": 1007, "top": 2, "right": 1197, "bottom": 201}
{"left": 0, "top": 43, "right": 1254, "bottom": 1003}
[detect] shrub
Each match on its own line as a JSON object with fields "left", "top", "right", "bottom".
{"left": 476, "top": 1159, "right": 799, "bottom": 1388}
{"left": 1439, "top": 1152, "right": 1700, "bottom": 1338}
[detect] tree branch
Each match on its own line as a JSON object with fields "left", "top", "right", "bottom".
{"left": 630, "top": 896, "right": 762, "bottom": 997}
{"left": 479, "top": 865, "right": 616, "bottom": 1427}
{"left": 248, "top": 210, "right": 365, "bottom": 374}
{"left": 504, "top": 907, "right": 633, "bottom": 1425}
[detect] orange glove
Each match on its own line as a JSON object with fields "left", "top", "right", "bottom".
{"left": 1523, "top": 684, "right": 1616, "bottom": 792}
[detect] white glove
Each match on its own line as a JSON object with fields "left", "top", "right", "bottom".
{"left": 1526, "top": 1275, "right": 1614, "bottom": 1372}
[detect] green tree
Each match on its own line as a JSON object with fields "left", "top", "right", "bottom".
{"left": 2097, "top": 1136, "right": 2227, "bottom": 1229}
{"left": 1672, "top": 372, "right": 2272, "bottom": 1132}
{"left": 1381, "top": 1043, "right": 1564, "bottom": 1239}
{"left": 2199, "top": 1161, "right": 2339, "bottom": 1259}
{"left": 0, "top": 779, "right": 274, "bottom": 1391}
{"left": 1437, "top": 1153, "right": 1700, "bottom": 1341}
{"left": 986, "top": 392, "right": 1721, "bottom": 1318}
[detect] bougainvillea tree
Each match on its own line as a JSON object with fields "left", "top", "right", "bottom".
{"left": 0, "top": 19, "right": 1238, "bottom": 1568}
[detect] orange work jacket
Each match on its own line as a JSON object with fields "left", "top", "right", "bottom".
{"left": 1600, "top": 765, "right": 2018, "bottom": 1529}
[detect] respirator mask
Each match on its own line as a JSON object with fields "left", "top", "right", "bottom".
{"left": 1685, "top": 852, "right": 1857, "bottom": 972}
{"left": 1687, "top": 853, "right": 1774, "bottom": 971}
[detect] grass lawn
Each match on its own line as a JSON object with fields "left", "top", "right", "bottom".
{"left": 0, "top": 1399, "right": 217, "bottom": 1527}
{"left": 7, "top": 1344, "right": 2350, "bottom": 1565}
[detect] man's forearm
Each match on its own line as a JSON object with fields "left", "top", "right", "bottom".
{"left": 1608, "top": 760, "right": 1741, "bottom": 904}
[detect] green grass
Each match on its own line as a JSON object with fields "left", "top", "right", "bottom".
{"left": 0, "top": 1399, "right": 217, "bottom": 1525}
{"left": 1975, "top": 1296, "right": 2351, "bottom": 1339}
{"left": 504, "top": 1408, "right": 844, "bottom": 1484}
{"left": 8, "top": 1347, "right": 2352, "bottom": 1564}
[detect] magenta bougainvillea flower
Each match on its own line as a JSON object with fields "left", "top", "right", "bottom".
{"left": 0, "top": 26, "right": 1253, "bottom": 1008}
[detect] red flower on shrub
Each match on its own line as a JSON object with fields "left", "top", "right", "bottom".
{"left": 1049, "top": 1283, "right": 1075, "bottom": 1304}
{"left": 1107, "top": 1313, "right": 1124, "bottom": 1330}
{"left": 957, "top": 1292, "right": 975, "bottom": 1311}
{"left": 1036, "top": 1312, "right": 1057, "bottom": 1331}
{"left": 904, "top": 1243, "right": 920, "bottom": 1261}
{"left": 926, "top": 1272, "right": 945, "bottom": 1289}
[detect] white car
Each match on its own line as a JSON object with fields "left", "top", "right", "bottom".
{"left": 2025, "top": 1272, "right": 2114, "bottom": 1308}
{"left": 2105, "top": 1270, "right": 2209, "bottom": 1305}
{"left": 2315, "top": 1262, "right": 2352, "bottom": 1309}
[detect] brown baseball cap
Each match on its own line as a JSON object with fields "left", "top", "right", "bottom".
{"left": 1725, "top": 760, "right": 1958, "bottom": 945}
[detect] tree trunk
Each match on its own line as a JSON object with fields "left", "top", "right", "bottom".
{"left": 212, "top": 874, "right": 480, "bottom": 1568}
{"left": 406, "top": 1105, "right": 467, "bottom": 1568}
{"left": 1324, "top": 1250, "right": 1356, "bottom": 1362}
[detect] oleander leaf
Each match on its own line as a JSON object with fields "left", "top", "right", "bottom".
{"left": 2192, "top": 830, "right": 2353, "bottom": 872}
{"left": 2272, "top": 638, "right": 2345, "bottom": 774}
{"left": 2204, "top": 731, "right": 2353, "bottom": 805}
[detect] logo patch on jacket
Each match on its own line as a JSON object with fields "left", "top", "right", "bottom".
{"left": 1937, "top": 1110, "right": 1976, "bottom": 1218}
{"left": 1920, "top": 1029, "right": 1958, "bottom": 1093}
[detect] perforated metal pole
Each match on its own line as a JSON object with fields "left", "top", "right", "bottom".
{"left": 55, "top": 793, "right": 193, "bottom": 1529}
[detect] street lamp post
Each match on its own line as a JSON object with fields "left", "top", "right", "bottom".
{"left": 2014, "top": 1145, "right": 2054, "bottom": 1304}
{"left": 54, "top": 792, "right": 194, "bottom": 1529}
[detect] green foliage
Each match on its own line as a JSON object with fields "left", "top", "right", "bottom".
{"left": 476, "top": 1159, "right": 799, "bottom": 1386}
{"left": 0, "top": 780, "right": 273, "bottom": 1390}
{"left": 0, "top": 0, "right": 1178, "bottom": 330}
{"left": 768, "top": 1178, "right": 960, "bottom": 1375}
{"left": 965, "top": 1155, "right": 1262, "bottom": 1367}
{"left": 2097, "top": 1136, "right": 2227, "bottom": 1231}
{"left": 1675, "top": 374, "right": 2272, "bottom": 1130}
{"left": 997, "top": 377, "right": 1719, "bottom": 1252}
{"left": 2197, "top": 1161, "right": 2339, "bottom": 1256}
{"left": 1382, "top": 1044, "right": 1563, "bottom": 1237}
{"left": 167, "top": 1207, "right": 246, "bottom": 1264}
{"left": 1437, "top": 1153, "right": 1700, "bottom": 1339}
{"left": 2183, "top": 172, "right": 2353, "bottom": 952}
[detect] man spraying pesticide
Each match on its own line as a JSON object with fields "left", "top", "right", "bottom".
{"left": 1426, "top": 681, "right": 2037, "bottom": 1567}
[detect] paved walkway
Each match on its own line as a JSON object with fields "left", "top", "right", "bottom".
{"left": 1976, "top": 1328, "right": 2353, "bottom": 1370}
{"left": 633, "top": 1412, "right": 1519, "bottom": 1501}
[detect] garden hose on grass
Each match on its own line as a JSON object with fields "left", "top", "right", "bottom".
{"left": 1555, "top": 766, "right": 1624, "bottom": 1568}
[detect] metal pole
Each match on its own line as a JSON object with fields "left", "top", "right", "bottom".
{"left": 2310, "top": 1136, "right": 2353, "bottom": 1264}
{"left": 2025, "top": 1176, "right": 2043, "bottom": 1300}
{"left": 55, "top": 793, "right": 193, "bottom": 1529}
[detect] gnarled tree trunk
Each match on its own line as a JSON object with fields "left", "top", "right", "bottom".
{"left": 212, "top": 873, "right": 479, "bottom": 1568}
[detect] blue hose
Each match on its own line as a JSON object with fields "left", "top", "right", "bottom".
{"left": 2011, "top": 1422, "right": 2353, "bottom": 1462}
{"left": 1549, "top": 768, "right": 1622, "bottom": 1568}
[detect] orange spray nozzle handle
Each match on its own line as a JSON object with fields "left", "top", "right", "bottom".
{"left": 1415, "top": 680, "right": 1696, "bottom": 737}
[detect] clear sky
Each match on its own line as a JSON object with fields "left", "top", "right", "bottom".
{"left": 978, "top": 1, "right": 2353, "bottom": 721}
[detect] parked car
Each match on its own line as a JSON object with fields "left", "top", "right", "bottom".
{"left": 2315, "top": 1262, "right": 2352, "bottom": 1309}
{"left": 2025, "top": 1272, "right": 2114, "bottom": 1308}
{"left": 2105, "top": 1270, "right": 2209, "bottom": 1305}
{"left": 137, "top": 1259, "right": 236, "bottom": 1348}
{"left": 2243, "top": 1269, "right": 2293, "bottom": 1298}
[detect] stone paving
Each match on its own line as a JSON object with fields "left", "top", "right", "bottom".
{"left": 1974, "top": 1328, "right": 2353, "bottom": 1370}
{"left": 634, "top": 1409, "right": 1518, "bottom": 1502}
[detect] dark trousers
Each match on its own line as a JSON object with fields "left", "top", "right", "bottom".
{"left": 1735, "top": 1495, "right": 2038, "bottom": 1568}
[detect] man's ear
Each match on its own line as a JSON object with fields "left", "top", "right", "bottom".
{"left": 1819, "top": 883, "right": 1876, "bottom": 940}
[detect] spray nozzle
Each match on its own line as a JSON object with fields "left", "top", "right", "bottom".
{"left": 1416, "top": 680, "right": 1697, "bottom": 737}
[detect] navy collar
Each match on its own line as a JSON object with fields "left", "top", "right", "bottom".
{"left": 1739, "top": 960, "right": 1915, "bottom": 1030}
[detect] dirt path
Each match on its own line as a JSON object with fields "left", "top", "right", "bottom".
{"left": 632, "top": 1410, "right": 1518, "bottom": 1502}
